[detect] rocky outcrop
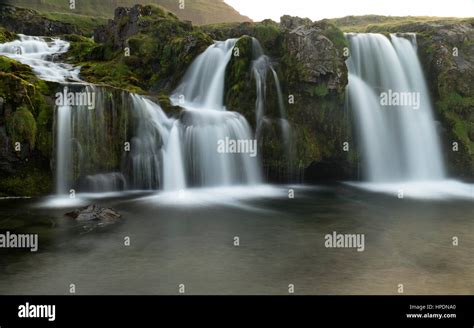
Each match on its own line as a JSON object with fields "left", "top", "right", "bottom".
{"left": 74, "top": 4, "right": 213, "bottom": 94}
{"left": 203, "top": 20, "right": 282, "bottom": 57}
{"left": 93, "top": 5, "right": 179, "bottom": 50}
{"left": 0, "top": 4, "right": 80, "bottom": 36}
{"left": 222, "top": 16, "right": 354, "bottom": 182}
{"left": 280, "top": 15, "right": 348, "bottom": 92}
{"left": 416, "top": 22, "right": 474, "bottom": 179}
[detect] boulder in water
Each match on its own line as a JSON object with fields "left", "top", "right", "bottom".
{"left": 65, "top": 205, "right": 121, "bottom": 222}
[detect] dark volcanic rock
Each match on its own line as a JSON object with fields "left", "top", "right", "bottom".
{"left": 0, "top": 5, "right": 80, "bottom": 36}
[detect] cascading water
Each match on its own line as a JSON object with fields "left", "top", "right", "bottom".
{"left": 129, "top": 94, "right": 186, "bottom": 191}
{"left": 251, "top": 38, "right": 290, "bottom": 140}
{"left": 55, "top": 104, "right": 72, "bottom": 194}
{"left": 3, "top": 34, "right": 262, "bottom": 194}
{"left": 172, "top": 39, "right": 238, "bottom": 110}
{"left": 54, "top": 84, "right": 128, "bottom": 194}
{"left": 171, "top": 38, "right": 262, "bottom": 187}
{"left": 0, "top": 35, "right": 85, "bottom": 194}
{"left": 55, "top": 88, "right": 186, "bottom": 193}
{"left": 251, "top": 38, "right": 294, "bottom": 178}
{"left": 346, "top": 33, "right": 474, "bottom": 199}
{"left": 346, "top": 33, "right": 445, "bottom": 182}
{"left": 1, "top": 32, "right": 302, "bottom": 195}
{"left": 0, "top": 34, "right": 80, "bottom": 82}
{"left": 1, "top": 32, "right": 469, "bottom": 201}
{"left": 0, "top": 34, "right": 182, "bottom": 194}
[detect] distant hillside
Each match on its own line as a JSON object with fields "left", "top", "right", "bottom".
{"left": 1, "top": 0, "right": 251, "bottom": 25}
{"left": 325, "top": 15, "right": 470, "bottom": 32}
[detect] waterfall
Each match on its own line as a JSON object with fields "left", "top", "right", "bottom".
{"left": 346, "top": 33, "right": 446, "bottom": 182}
{"left": 251, "top": 38, "right": 293, "bottom": 179}
{"left": 55, "top": 88, "right": 189, "bottom": 194}
{"left": 54, "top": 85, "right": 130, "bottom": 194}
{"left": 171, "top": 39, "right": 238, "bottom": 110}
{"left": 3, "top": 34, "right": 261, "bottom": 193}
{"left": 128, "top": 94, "right": 186, "bottom": 191}
{"left": 171, "top": 38, "right": 262, "bottom": 187}
{"left": 1, "top": 34, "right": 296, "bottom": 195}
{"left": 251, "top": 38, "right": 290, "bottom": 141}
{"left": 1, "top": 34, "right": 191, "bottom": 194}
{"left": 55, "top": 105, "right": 72, "bottom": 194}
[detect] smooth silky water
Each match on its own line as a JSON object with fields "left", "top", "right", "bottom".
{"left": 345, "top": 33, "right": 473, "bottom": 198}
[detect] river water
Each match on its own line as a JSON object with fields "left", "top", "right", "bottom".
{"left": 0, "top": 185, "right": 472, "bottom": 295}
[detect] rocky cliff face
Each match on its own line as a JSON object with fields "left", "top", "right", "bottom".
{"left": 0, "top": 56, "right": 55, "bottom": 196}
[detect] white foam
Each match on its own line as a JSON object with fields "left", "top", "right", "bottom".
{"left": 132, "top": 184, "right": 286, "bottom": 208}
{"left": 36, "top": 196, "right": 89, "bottom": 209}
{"left": 347, "top": 180, "right": 474, "bottom": 200}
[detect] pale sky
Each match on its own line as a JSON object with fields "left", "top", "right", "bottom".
{"left": 224, "top": 0, "right": 474, "bottom": 22}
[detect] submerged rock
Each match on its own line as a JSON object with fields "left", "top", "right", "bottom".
{"left": 65, "top": 205, "right": 121, "bottom": 222}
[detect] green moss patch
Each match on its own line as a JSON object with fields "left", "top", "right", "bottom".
{"left": 0, "top": 166, "right": 52, "bottom": 197}
{"left": 5, "top": 106, "right": 37, "bottom": 149}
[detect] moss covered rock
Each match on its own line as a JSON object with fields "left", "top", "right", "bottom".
{"left": 222, "top": 18, "right": 354, "bottom": 181}
{"left": 0, "top": 55, "right": 55, "bottom": 196}
{"left": 67, "top": 4, "right": 213, "bottom": 94}
{"left": 204, "top": 20, "right": 282, "bottom": 58}
{"left": 0, "top": 26, "right": 15, "bottom": 43}
{"left": 0, "top": 164, "right": 52, "bottom": 197}
{"left": 5, "top": 106, "right": 37, "bottom": 149}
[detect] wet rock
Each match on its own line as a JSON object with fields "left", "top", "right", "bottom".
{"left": 65, "top": 205, "right": 121, "bottom": 222}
